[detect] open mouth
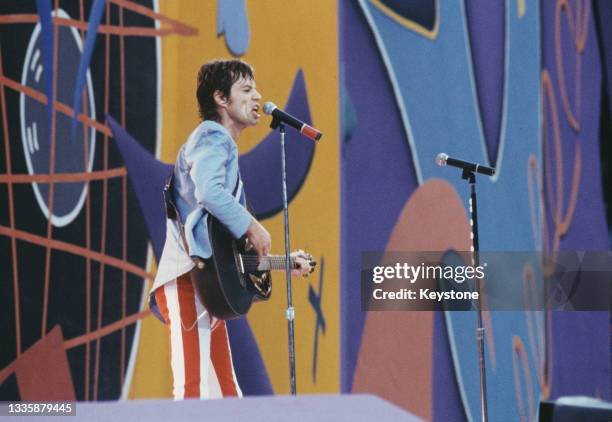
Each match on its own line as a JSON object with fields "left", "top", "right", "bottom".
{"left": 251, "top": 104, "right": 260, "bottom": 117}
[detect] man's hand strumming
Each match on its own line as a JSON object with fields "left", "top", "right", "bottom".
{"left": 246, "top": 218, "right": 271, "bottom": 259}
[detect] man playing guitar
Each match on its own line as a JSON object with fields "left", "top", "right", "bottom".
{"left": 149, "top": 59, "right": 313, "bottom": 400}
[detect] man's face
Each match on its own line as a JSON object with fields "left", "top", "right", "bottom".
{"left": 224, "top": 76, "right": 262, "bottom": 129}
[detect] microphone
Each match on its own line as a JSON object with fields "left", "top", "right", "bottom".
{"left": 263, "top": 102, "right": 322, "bottom": 141}
{"left": 436, "top": 153, "right": 495, "bottom": 176}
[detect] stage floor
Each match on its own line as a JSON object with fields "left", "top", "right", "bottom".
{"left": 28, "top": 394, "right": 422, "bottom": 422}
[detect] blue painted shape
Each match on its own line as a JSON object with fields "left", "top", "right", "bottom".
{"left": 339, "top": 70, "right": 357, "bottom": 143}
{"left": 107, "top": 115, "right": 172, "bottom": 260}
{"left": 343, "top": 0, "right": 611, "bottom": 418}
{"left": 357, "top": 0, "right": 542, "bottom": 419}
{"left": 71, "top": 0, "right": 106, "bottom": 144}
{"left": 239, "top": 69, "right": 316, "bottom": 219}
{"left": 217, "top": 0, "right": 250, "bottom": 56}
{"left": 21, "top": 14, "right": 98, "bottom": 225}
{"left": 35, "top": 0, "right": 54, "bottom": 156}
{"left": 308, "top": 256, "right": 326, "bottom": 382}
{"left": 308, "top": 283, "right": 326, "bottom": 333}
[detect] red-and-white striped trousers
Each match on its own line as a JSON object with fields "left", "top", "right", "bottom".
{"left": 154, "top": 273, "right": 242, "bottom": 400}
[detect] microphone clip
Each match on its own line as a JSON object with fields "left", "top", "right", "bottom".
{"left": 461, "top": 167, "right": 476, "bottom": 183}
{"left": 269, "top": 115, "right": 283, "bottom": 131}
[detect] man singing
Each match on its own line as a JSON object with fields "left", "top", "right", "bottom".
{"left": 150, "top": 59, "right": 310, "bottom": 400}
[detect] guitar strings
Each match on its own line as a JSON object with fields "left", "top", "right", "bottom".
{"left": 240, "top": 256, "right": 299, "bottom": 268}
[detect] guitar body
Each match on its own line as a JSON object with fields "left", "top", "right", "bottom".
{"left": 190, "top": 215, "right": 272, "bottom": 320}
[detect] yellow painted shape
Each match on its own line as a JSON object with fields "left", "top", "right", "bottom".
{"left": 127, "top": 260, "right": 173, "bottom": 398}
{"left": 127, "top": 314, "right": 173, "bottom": 398}
{"left": 518, "top": 0, "right": 526, "bottom": 18}
{"left": 241, "top": 0, "right": 340, "bottom": 395}
{"left": 131, "top": 0, "right": 340, "bottom": 397}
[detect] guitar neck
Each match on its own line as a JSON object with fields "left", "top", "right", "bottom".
{"left": 242, "top": 255, "right": 298, "bottom": 272}
{"left": 261, "top": 255, "right": 299, "bottom": 271}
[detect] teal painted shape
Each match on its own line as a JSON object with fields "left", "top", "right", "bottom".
{"left": 217, "top": 0, "right": 250, "bottom": 56}
{"left": 358, "top": 0, "right": 543, "bottom": 420}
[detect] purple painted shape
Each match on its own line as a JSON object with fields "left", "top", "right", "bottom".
{"left": 340, "top": 0, "right": 418, "bottom": 392}
{"left": 107, "top": 115, "right": 172, "bottom": 260}
{"left": 541, "top": 0, "right": 611, "bottom": 401}
{"left": 550, "top": 312, "right": 611, "bottom": 400}
{"left": 239, "top": 69, "right": 315, "bottom": 219}
{"left": 433, "top": 312, "right": 467, "bottom": 422}
{"left": 540, "top": 0, "right": 607, "bottom": 253}
{"left": 464, "top": 0, "right": 505, "bottom": 166}
{"left": 226, "top": 319, "right": 273, "bottom": 395}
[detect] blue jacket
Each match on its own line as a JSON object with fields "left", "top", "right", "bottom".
{"left": 149, "top": 120, "right": 252, "bottom": 319}
{"left": 174, "top": 120, "right": 252, "bottom": 259}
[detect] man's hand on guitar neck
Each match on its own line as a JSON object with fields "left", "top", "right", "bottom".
{"left": 245, "top": 219, "right": 315, "bottom": 277}
{"left": 291, "top": 250, "right": 316, "bottom": 277}
{"left": 246, "top": 218, "right": 271, "bottom": 259}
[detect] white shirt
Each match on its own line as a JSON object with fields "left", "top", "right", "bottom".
{"left": 151, "top": 219, "right": 196, "bottom": 292}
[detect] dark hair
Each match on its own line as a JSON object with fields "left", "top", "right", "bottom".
{"left": 196, "top": 59, "right": 254, "bottom": 121}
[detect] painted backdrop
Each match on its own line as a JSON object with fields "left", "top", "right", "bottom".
{"left": 1, "top": 1, "right": 611, "bottom": 421}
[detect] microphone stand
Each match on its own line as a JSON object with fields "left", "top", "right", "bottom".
{"left": 270, "top": 117, "right": 297, "bottom": 395}
{"left": 462, "top": 167, "right": 488, "bottom": 422}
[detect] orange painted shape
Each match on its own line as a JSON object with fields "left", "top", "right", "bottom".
{"left": 352, "top": 179, "right": 471, "bottom": 419}
{"left": 15, "top": 325, "right": 76, "bottom": 400}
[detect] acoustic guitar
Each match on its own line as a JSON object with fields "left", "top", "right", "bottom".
{"left": 190, "top": 214, "right": 315, "bottom": 320}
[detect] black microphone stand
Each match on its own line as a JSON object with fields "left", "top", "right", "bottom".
{"left": 462, "top": 167, "right": 488, "bottom": 422}
{"left": 270, "top": 117, "right": 297, "bottom": 395}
